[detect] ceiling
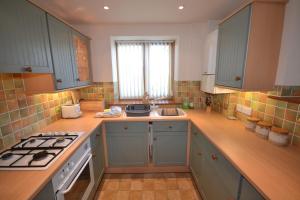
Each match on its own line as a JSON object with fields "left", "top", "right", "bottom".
{"left": 30, "top": 0, "right": 244, "bottom": 24}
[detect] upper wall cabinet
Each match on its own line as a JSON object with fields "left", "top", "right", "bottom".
{"left": 47, "top": 15, "right": 76, "bottom": 90}
{"left": 71, "top": 31, "right": 92, "bottom": 87}
{"left": 216, "top": 0, "right": 287, "bottom": 91}
{"left": 0, "top": 0, "right": 53, "bottom": 73}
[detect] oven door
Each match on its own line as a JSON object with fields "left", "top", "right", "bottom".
{"left": 56, "top": 154, "right": 94, "bottom": 200}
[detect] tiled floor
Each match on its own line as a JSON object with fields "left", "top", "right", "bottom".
{"left": 94, "top": 173, "right": 202, "bottom": 200}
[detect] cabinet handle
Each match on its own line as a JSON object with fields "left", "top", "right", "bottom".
{"left": 23, "top": 66, "right": 32, "bottom": 72}
{"left": 124, "top": 126, "right": 128, "bottom": 130}
{"left": 235, "top": 76, "right": 241, "bottom": 81}
{"left": 56, "top": 79, "right": 62, "bottom": 83}
{"left": 153, "top": 137, "right": 157, "bottom": 141}
{"left": 168, "top": 126, "right": 172, "bottom": 129}
{"left": 197, "top": 152, "right": 202, "bottom": 156}
{"left": 76, "top": 78, "right": 80, "bottom": 81}
{"left": 96, "top": 134, "right": 101, "bottom": 137}
{"left": 211, "top": 154, "right": 218, "bottom": 161}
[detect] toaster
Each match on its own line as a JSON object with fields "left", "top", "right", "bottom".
{"left": 61, "top": 104, "right": 82, "bottom": 119}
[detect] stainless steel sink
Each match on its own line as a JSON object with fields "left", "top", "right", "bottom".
{"left": 152, "top": 108, "right": 187, "bottom": 117}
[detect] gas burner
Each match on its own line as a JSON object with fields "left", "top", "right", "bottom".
{"left": 1, "top": 153, "right": 13, "bottom": 160}
{"left": 33, "top": 150, "right": 48, "bottom": 161}
{"left": 56, "top": 137, "right": 65, "bottom": 143}
{"left": 29, "top": 139, "right": 36, "bottom": 143}
{"left": 0, "top": 131, "right": 82, "bottom": 170}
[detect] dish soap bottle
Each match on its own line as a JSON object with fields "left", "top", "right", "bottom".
{"left": 182, "top": 97, "right": 189, "bottom": 109}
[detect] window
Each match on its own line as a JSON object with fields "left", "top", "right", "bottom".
{"left": 116, "top": 41, "right": 174, "bottom": 99}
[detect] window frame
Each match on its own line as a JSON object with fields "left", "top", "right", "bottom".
{"left": 115, "top": 40, "right": 175, "bottom": 100}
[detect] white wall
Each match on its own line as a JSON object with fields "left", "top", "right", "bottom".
{"left": 75, "top": 23, "right": 212, "bottom": 82}
{"left": 276, "top": 0, "right": 300, "bottom": 86}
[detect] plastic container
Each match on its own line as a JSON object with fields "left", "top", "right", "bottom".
{"left": 255, "top": 121, "right": 272, "bottom": 139}
{"left": 269, "top": 126, "right": 289, "bottom": 146}
{"left": 245, "top": 117, "right": 260, "bottom": 131}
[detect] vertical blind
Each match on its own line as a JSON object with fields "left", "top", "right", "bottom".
{"left": 116, "top": 41, "right": 173, "bottom": 99}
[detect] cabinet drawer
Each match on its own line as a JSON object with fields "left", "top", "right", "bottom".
{"left": 105, "top": 122, "right": 149, "bottom": 133}
{"left": 152, "top": 121, "right": 188, "bottom": 132}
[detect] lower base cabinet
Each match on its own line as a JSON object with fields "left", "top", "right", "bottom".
{"left": 239, "top": 177, "right": 264, "bottom": 200}
{"left": 89, "top": 125, "right": 105, "bottom": 200}
{"left": 190, "top": 124, "right": 262, "bottom": 200}
{"left": 106, "top": 122, "right": 149, "bottom": 167}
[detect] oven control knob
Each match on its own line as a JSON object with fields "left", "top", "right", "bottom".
{"left": 70, "top": 162, "right": 75, "bottom": 168}
{"left": 60, "top": 174, "right": 64, "bottom": 180}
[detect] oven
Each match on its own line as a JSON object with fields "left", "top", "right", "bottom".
{"left": 53, "top": 140, "right": 95, "bottom": 200}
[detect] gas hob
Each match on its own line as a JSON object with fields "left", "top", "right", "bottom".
{"left": 0, "top": 132, "right": 83, "bottom": 170}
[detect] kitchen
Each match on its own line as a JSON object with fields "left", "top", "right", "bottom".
{"left": 0, "top": 0, "right": 300, "bottom": 200}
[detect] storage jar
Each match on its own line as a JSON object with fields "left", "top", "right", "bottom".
{"left": 269, "top": 126, "right": 289, "bottom": 146}
{"left": 255, "top": 121, "right": 272, "bottom": 139}
{"left": 245, "top": 117, "right": 260, "bottom": 131}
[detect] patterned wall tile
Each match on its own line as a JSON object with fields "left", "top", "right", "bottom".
{"left": 212, "top": 90, "right": 300, "bottom": 147}
{"left": 0, "top": 73, "right": 73, "bottom": 150}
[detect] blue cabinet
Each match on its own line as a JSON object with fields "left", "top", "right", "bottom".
{"left": 216, "top": 5, "right": 251, "bottom": 88}
{"left": 239, "top": 177, "right": 264, "bottom": 200}
{"left": 71, "top": 31, "right": 92, "bottom": 87}
{"left": 106, "top": 122, "right": 149, "bottom": 167}
{"left": 152, "top": 121, "right": 188, "bottom": 166}
{"left": 0, "top": 0, "right": 53, "bottom": 73}
{"left": 47, "top": 15, "right": 76, "bottom": 90}
{"left": 89, "top": 125, "right": 105, "bottom": 200}
{"left": 90, "top": 125, "right": 105, "bottom": 185}
{"left": 190, "top": 124, "right": 241, "bottom": 200}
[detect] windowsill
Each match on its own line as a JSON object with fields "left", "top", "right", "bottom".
{"left": 108, "top": 99, "right": 181, "bottom": 106}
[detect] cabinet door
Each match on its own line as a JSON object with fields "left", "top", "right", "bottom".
{"left": 153, "top": 131, "right": 187, "bottom": 166}
{"left": 239, "top": 177, "right": 264, "bottom": 200}
{"left": 71, "top": 31, "right": 92, "bottom": 87}
{"left": 190, "top": 136, "right": 203, "bottom": 182}
{"left": 0, "top": 0, "right": 53, "bottom": 73}
{"left": 91, "top": 126, "right": 105, "bottom": 184}
{"left": 47, "top": 15, "right": 76, "bottom": 90}
{"left": 216, "top": 5, "right": 251, "bottom": 88}
{"left": 201, "top": 137, "right": 241, "bottom": 200}
{"left": 106, "top": 122, "right": 148, "bottom": 167}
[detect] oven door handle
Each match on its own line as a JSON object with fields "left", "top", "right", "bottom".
{"left": 60, "top": 154, "right": 92, "bottom": 194}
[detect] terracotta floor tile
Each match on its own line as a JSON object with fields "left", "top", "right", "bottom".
{"left": 177, "top": 180, "right": 193, "bottom": 190}
{"left": 120, "top": 174, "right": 132, "bottom": 181}
{"left": 98, "top": 191, "right": 116, "bottom": 200}
{"left": 116, "top": 191, "right": 130, "bottom": 200}
{"left": 102, "top": 181, "right": 119, "bottom": 191}
{"left": 155, "top": 190, "right": 168, "bottom": 200}
{"left": 95, "top": 173, "right": 201, "bottom": 200}
{"left": 119, "top": 181, "right": 131, "bottom": 190}
{"left": 163, "top": 173, "right": 177, "bottom": 179}
{"left": 129, "top": 191, "right": 143, "bottom": 200}
{"left": 142, "top": 191, "right": 155, "bottom": 200}
{"left": 144, "top": 173, "right": 155, "bottom": 180}
{"left": 143, "top": 180, "right": 155, "bottom": 190}
{"left": 154, "top": 179, "right": 167, "bottom": 190}
{"left": 166, "top": 179, "right": 178, "bottom": 190}
{"left": 167, "top": 190, "right": 181, "bottom": 200}
{"left": 180, "top": 189, "right": 198, "bottom": 200}
{"left": 131, "top": 180, "right": 144, "bottom": 190}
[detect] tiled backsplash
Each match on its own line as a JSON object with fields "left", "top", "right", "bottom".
{"left": 0, "top": 74, "right": 73, "bottom": 150}
{"left": 174, "top": 81, "right": 206, "bottom": 109}
{"left": 212, "top": 91, "right": 300, "bottom": 146}
{"left": 79, "top": 81, "right": 207, "bottom": 109}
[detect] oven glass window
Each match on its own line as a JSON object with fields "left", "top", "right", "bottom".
{"left": 64, "top": 163, "right": 91, "bottom": 200}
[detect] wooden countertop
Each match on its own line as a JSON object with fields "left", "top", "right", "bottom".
{"left": 0, "top": 110, "right": 299, "bottom": 200}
